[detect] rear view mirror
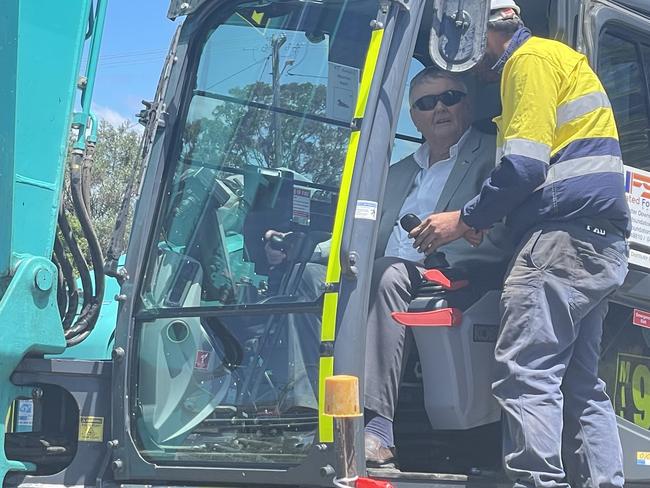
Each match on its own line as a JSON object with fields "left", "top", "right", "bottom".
{"left": 430, "top": 0, "right": 491, "bottom": 72}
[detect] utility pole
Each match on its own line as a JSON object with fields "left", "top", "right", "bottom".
{"left": 271, "top": 34, "right": 286, "bottom": 168}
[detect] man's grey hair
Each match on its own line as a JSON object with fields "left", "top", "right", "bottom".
{"left": 409, "top": 67, "right": 471, "bottom": 100}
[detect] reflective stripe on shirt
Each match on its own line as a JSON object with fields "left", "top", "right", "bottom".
{"left": 461, "top": 32, "right": 630, "bottom": 237}
{"left": 535, "top": 155, "right": 623, "bottom": 191}
{"left": 556, "top": 91, "right": 611, "bottom": 127}
{"left": 502, "top": 138, "right": 551, "bottom": 164}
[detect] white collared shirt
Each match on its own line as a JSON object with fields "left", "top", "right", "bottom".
{"left": 384, "top": 129, "right": 470, "bottom": 263}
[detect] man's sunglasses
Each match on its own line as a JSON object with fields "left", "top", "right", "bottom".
{"left": 411, "top": 90, "right": 467, "bottom": 111}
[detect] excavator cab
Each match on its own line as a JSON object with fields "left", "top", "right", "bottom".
{"left": 118, "top": 1, "right": 650, "bottom": 485}
{"left": 4, "top": 1, "right": 650, "bottom": 488}
{"left": 107, "top": 1, "right": 504, "bottom": 484}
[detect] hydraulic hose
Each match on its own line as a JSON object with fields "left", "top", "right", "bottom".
{"left": 66, "top": 329, "right": 92, "bottom": 347}
{"left": 58, "top": 207, "right": 93, "bottom": 319}
{"left": 64, "top": 151, "right": 105, "bottom": 343}
{"left": 52, "top": 253, "right": 67, "bottom": 320}
{"left": 53, "top": 235, "right": 80, "bottom": 330}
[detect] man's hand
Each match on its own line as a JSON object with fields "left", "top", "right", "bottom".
{"left": 409, "top": 210, "right": 472, "bottom": 255}
{"left": 463, "top": 228, "right": 485, "bottom": 248}
{"left": 264, "top": 230, "right": 287, "bottom": 266}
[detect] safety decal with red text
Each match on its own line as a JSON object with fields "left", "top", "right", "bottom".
{"left": 633, "top": 309, "right": 650, "bottom": 329}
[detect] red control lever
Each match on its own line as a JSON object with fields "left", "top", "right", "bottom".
{"left": 392, "top": 308, "right": 462, "bottom": 327}
{"left": 421, "top": 269, "right": 468, "bottom": 291}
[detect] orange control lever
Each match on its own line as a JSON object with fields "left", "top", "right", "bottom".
{"left": 391, "top": 307, "right": 462, "bottom": 327}
{"left": 421, "top": 269, "right": 468, "bottom": 291}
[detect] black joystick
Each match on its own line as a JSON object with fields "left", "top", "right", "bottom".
{"left": 399, "top": 213, "right": 449, "bottom": 269}
{"left": 268, "top": 232, "right": 300, "bottom": 253}
{"left": 268, "top": 233, "right": 287, "bottom": 251}
{"left": 399, "top": 213, "right": 422, "bottom": 234}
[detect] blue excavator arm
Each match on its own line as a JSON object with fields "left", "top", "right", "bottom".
{"left": 0, "top": 1, "right": 108, "bottom": 482}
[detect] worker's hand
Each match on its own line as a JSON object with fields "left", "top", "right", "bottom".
{"left": 409, "top": 210, "right": 470, "bottom": 255}
{"left": 463, "top": 228, "right": 485, "bottom": 248}
{"left": 264, "top": 230, "right": 287, "bottom": 266}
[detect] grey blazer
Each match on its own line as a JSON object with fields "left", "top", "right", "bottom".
{"left": 375, "top": 127, "right": 511, "bottom": 267}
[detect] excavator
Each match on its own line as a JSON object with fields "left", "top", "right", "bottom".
{"left": 2, "top": 0, "right": 650, "bottom": 487}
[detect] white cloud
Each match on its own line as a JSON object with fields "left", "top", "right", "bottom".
{"left": 93, "top": 104, "right": 130, "bottom": 127}
{"left": 92, "top": 104, "right": 144, "bottom": 134}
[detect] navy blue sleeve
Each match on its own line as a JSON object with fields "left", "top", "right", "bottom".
{"left": 461, "top": 155, "right": 547, "bottom": 230}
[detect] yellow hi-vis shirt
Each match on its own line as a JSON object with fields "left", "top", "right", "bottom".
{"left": 462, "top": 29, "right": 630, "bottom": 239}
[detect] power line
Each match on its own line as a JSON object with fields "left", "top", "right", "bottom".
{"left": 203, "top": 56, "right": 270, "bottom": 92}
{"left": 99, "top": 48, "right": 168, "bottom": 60}
{"left": 92, "top": 37, "right": 255, "bottom": 62}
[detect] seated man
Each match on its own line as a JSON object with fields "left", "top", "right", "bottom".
{"left": 363, "top": 68, "right": 511, "bottom": 467}
{"left": 260, "top": 68, "right": 509, "bottom": 446}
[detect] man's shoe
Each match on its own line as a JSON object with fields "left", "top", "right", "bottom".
{"left": 364, "top": 433, "right": 397, "bottom": 469}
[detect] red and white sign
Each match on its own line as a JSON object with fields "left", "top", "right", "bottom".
{"left": 624, "top": 166, "right": 650, "bottom": 270}
{"left": 633, "top": 309, "right": 650, "bottom": 329}
{"left": 194, "top": 350, "right": 211, "bottom": 370}
{"left": 629, "top": 170, "right": 650, "bottom": 200}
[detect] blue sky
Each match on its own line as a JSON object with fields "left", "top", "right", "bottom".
{"left": 90, "top": 0, "right": 421, "bottom": 161}
{"left": 92, "top": 0, "right": 178, "bottom": 127}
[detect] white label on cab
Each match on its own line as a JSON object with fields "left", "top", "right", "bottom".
{"left": 354, "top": 200, "right": 378, "bottom": 221}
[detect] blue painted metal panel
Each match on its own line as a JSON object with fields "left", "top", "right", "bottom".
{"left": 0, "top": 1, "right": 99, "bottom": 482}
{"left": 10, "top": 1, "right": 92, "bottom": 269}
{"left": 0, "top": 4, "right": 18, "bottom": 277}
{"left": 73, "top": 0, "right": 108, "bottom": 151}
{"left": 0, "top": 257, "right": 66, "bottom": 483}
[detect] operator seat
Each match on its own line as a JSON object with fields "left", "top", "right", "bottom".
{"left": 392, "top": 215, "right": 503, "bottom": 431}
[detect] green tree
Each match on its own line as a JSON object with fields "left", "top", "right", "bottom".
{"left": 62, "top": 120, "right": 141, "bottom": 259}
{"left": 89, "top": 121, "right": 141, "bottom": 252}
{"left": 181, "top": 81, "right": 351, "bottom": 186}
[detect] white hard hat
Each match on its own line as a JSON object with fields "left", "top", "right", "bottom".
{"left": 490, "top": 0, "right": 520, "bottom": 15}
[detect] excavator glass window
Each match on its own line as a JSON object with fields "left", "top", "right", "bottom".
{"left": 598, "top": 31, "right": 650, "bottom": 172}
{"left": 132, "top": 0, "right": 379, "bottom": 467}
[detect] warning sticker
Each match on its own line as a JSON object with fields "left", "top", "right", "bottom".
{"left": 16, "top": 400, "right": 33, "bottom": 428}
{"left": 633, "top": 309, "right": 650, "bottom": 329}
{"left": 354, "top": 200, "right": 378, "bottom": 221}
{"left": 638, "top": 452, "right": 650, "bottom": 466}
{"left": 326, "top": 62, "right": 360, "bottom": 122}
{"left": 78, "top": 416, "right": 104, "bottom": 442}
{"left": 194, "top": 350, "right": 211, "bottom": 370}
{"left": 292, "top": 187, "right": 311, "bottom": 226}
{"left": 615, "top": 353, "right": 650, "bottom": 429}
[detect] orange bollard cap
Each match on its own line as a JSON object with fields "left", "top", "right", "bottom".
{"left": 324, "top": 375, "right": 362, "bottom": 417}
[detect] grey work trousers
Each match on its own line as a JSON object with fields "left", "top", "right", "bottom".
{"left": 284, "top": 257, "right": 423, "bottom": 417}
{"left": 364, "top": 257, "right": 425, "bottom": 420}
{"left": 494, "top": 223, "right": 628, "bottom": 488}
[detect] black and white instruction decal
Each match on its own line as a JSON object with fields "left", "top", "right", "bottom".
{"left": 292, "top": 187, "right": 311, "bottom": 226}
{"left": 354, "top": 200, "right": 378, "bottom": 220}
{"left": 327, "top": 62, "right": 360, "bottom": 122}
